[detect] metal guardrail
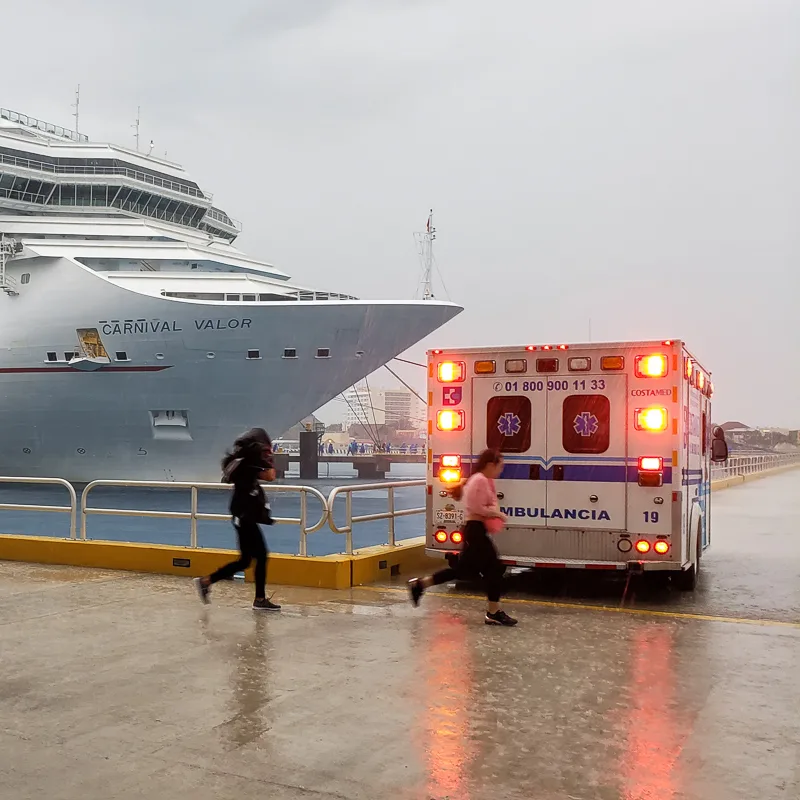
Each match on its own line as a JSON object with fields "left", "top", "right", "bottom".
{"left": 0, "top": 477, "right": 78, "bottom": 539}
{"left": 2, "top": 457, "right": 799, "bottom": 556}
{"left": 711, "top": 453, "right": 800, "bottom": 479}
{"left": 80, "top": 480, "right": 328, "bottom": 556}
{"left": 327, "top": 480, "right": 426, "bottom": 554}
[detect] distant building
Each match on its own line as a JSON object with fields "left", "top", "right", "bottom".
{"left": 343, "top": 385, "right": 386, "bottom": 429}
{"left": 384, "top": 389, "right": 425, "bottom": 429}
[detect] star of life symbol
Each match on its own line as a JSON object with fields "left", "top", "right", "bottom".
{"left": 497, "top": 412, "right": 522, "bottom": 437}
{"left": 573, "top": 411, "right": 599, "bottom": 437}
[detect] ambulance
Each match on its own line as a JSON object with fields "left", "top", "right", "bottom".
{"left": 425, "top": 340, "right": 729, "bottom": 590}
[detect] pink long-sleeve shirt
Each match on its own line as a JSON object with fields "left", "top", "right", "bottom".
{"left": 462, "top": 472, "right": 498, "bottom": 521}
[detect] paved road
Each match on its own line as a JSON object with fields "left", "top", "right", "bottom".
{"left": 0, "top": 473, "right": 798, "bottom": 799}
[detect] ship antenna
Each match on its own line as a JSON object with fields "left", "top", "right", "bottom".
{"left": 414, "top": 209, "right": 436, "bottom": 300}
{"left": 132, "top": 106, "right": 141, "bottom": 151}
{"left": 71, "top": 84, "right": 80, "bottom": 133}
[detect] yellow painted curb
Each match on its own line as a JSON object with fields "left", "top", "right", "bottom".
{"left": 349, "top": 537, "right": 441, "bottom": 587}
{"left": 0, "top": 536, "right": 352, "bottom": 590}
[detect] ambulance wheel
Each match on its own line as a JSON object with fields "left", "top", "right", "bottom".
{"left": 676, "top": 526, "right": 702, "bottom": 591}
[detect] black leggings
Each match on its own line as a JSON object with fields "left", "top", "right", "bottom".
{"left": 208, "top": 519, "right": 268, "bottom": 599}
{"left": 431, "top": 520, "right": 505, "bottom": 603}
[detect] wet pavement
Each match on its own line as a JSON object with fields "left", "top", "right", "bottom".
{"left": 1, "top": 472, "right": 798, "bottom": 800}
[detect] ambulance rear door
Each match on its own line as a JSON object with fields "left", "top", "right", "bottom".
{"left": 544, "top": 374, "right": 628, "bottom": 530}
{"left": 472, "top": 376, "right": 547, "bottom": 526}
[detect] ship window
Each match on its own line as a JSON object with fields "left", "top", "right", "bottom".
{"left": 316, "top": 348, "right": 331, "bottom": 359}
{"left": 226, "top": 294, "right": 241, "bottom": 302}
{"left": 283, "top": 348, "right": 297, "bottom": 359}
{"left": 20, "top": 273, "right": 30, "bottom": 284}
{"left": 247, "top": 349, "right": 261, "bottom": 360}
{"left": 242, "top": 294, "right": 256, "bottom": 302}
{"left": 115, "top": 351, "right": 130, "bottom": 362}
{"left": 64, "top": 352, "right": 76, "bottom": 362}
{"left": 46, "top": 352, "right": 58, "bottom": 362}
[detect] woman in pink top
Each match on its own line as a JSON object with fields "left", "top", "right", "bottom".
{"left": 409, "top": 449, "right": 518, "bottom": 626}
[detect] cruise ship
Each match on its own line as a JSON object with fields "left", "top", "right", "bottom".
{"left": 0, "top": 107, "right": 461, "bottom": 482}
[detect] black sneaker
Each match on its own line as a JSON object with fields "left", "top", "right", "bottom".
{"left": 485, "top": 610, "right": 518, "bottom": 626}
{"left": 408, "top": 579, "right": 424, "bottom": 607}
{"left": 193, "top": 577, "right": 210, "bottom": 605}
{"left": 253, "top": 598, "right": 281, "bottom": 612}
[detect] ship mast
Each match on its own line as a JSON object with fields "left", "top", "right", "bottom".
{"left": 132, "top": 106, "right": 141, "bottom": 152}
{"left": 414, "top": 209, "right": 436, "bottom": 300}
{"left": 71, "top": 84, "right": 80, "bottom": 134}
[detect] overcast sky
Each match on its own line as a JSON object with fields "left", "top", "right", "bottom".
{"left": 4, "top": 0, "right": 797, "bottom": 427}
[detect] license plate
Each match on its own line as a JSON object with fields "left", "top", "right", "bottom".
{"left": 435, "top": 509, "right": 463, "bottom": 524}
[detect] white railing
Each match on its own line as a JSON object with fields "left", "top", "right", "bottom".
{"left": 711, "top": 453, "right": 800, "bottom": 480}
{"left": 0, "top": 477, "right": 78, "bottom": 539}
{"left": 80, "top": 480, "right": 328, "bottom": 556}
{"left": 327, "top": 480, "right": 426, "bottom": 554}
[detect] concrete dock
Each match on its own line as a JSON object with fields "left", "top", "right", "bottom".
{"left": 1, "top": 471, "right": 798, "bottom": 799}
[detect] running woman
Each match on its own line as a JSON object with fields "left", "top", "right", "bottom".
{"left": 194, "top": 427, "right": 281, "bottom": 612}
{"left": 408, "top": 448, "right": 517, "bottom": 626}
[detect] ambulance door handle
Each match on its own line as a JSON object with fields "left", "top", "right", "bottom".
{"left": 552, "top": 465, "right": 565, "bottom": 481}
{"left": 496, "top": 492, "right": 505, "bottom": 500}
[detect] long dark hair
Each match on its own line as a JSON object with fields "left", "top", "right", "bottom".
{"left": 450, "top": 449, "right": 502, "bottom": 501}
{"left": 221, "top": 427, "right": 272, "bottom": 471}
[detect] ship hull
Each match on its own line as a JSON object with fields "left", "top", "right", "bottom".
{"left": 0, "top": 256, "right": 460, "bottom": 481}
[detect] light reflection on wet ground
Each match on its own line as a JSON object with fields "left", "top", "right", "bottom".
{"left": 0, "top": 472, "right": 797, "bottom": 799}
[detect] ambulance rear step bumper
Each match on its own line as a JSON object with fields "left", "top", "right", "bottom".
{"left": 425, "top": 549, "right": 686, "bottom": 572}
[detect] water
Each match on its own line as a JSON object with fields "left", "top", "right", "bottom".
{"left": 0, "top": 464, "right": 426, "bottom": 557}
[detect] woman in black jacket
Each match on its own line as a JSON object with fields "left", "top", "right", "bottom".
{"left": 194, "top": 428, "right": 281, "bottom": 611}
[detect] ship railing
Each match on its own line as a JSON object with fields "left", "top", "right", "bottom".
{"left": 0, "top": 151, "right": 210, "bottom": 200}
{"left": 326, "top": 480, "right": 426, "bottom": 555}
{"left": 0, "top": 477, "right": 78, "bottom": 539}
{"left": 80, "top": 480, "right": 328, "bottom": 556}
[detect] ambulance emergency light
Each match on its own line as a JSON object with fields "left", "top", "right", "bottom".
{"left": 438, "top": 361, "right": 465, "bottom": 383}
{"left": 634, "top": 354, "right": 668, "bottom": 378}
{"left": 635, "top": 407, "right": 668, "bottom": 431}
{"left": 436, "top": 409, "right": 465, "bottom": 431}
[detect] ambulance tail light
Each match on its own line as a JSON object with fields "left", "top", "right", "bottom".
{"left": 635, "top": 540, "right": 651, "bottom": 554}
{"left": 434, "top": 530, "right": 448, "bottom": 543}
{"left": 440, "top": 468, "right": 462, "bottom": 483}
{"left": 450, "top": 530, "right": 463, "bottom": 544}
{"left": 601, "top": 356, "right": 625, "bottom": 371}
{"left": 438, "top": 361, "right": 465, "bottom": 383}
{"left": 475, "top": 360, "right": 496, "bottom": 374}
{"left": 441, "top": 455, "right": 461, "bottom": 468}
{"left": 635, "top": 407, "right": 668, "bottom": 431}
{"left": 436, "top": 410, "right": 465, "bottom": 431}
{"left": 638, "top": 456, "right": 663, "bottom": 487}
{"left": 638, "top": 456, "right": 663, "bottom": 471}
{"left": 635, "top": 354, "right": 668, "bottom": 378}
{"left": 654, "top": 540, "right": 670, "bottom": 555}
